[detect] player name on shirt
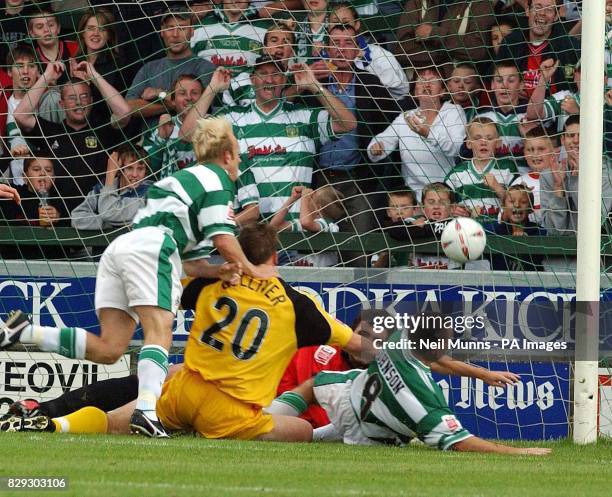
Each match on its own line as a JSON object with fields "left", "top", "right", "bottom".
{"left": 221, "top": 275, "right": 287, "bottom": 306}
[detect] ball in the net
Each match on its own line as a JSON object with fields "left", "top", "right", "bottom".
{"left": 441, "top": 217, "right": 487, "bottom": 263}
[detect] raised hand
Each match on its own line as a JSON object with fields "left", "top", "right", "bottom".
{"left": 209, "top": 67, "right": 232, "bottom": 94}
{"left": 369, "top": 141, "right": 385, "bottom": 157}
{"left": 481, "top": 370, "right": 521, "bottom": 387}
{"left": 142, "top": 87, "right": 165, "bottom": 101}
{"left": 10, "top": 144, "right": 30, "bottom": 158}
{"left": 70, "top": 59, "right": 97, "bottom": 82}
{"left": 43, "top": 61, "right": 65, "bottom": 86}
{"left": 290, "top": 63, "right": 319, "bottom": 93}
{"left": 538, "top": 58, "right": 559, "bottom": 84}
{"left": 158, "top": 113, "right": 175, "bottom": 139}
{"left": 560, "top": 95, "right": 580, "bottom": 115}
{"left": 0, "top": 184, "right": 21, "bottom": 204}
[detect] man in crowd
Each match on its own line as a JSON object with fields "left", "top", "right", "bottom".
{"left": 14, "top": 61, "right": 132, "bottom": 213}
{"left": 126, "top": 7, "right": 215, "bottom": 130}
{"left": 180, "top": 56, "right": 356, "bottom": 226}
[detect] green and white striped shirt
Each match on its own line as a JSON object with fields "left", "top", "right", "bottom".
{"left": 542, "top": 90, "right": 580, "bottom": 133}
{"left": 191, "top": 10, "right": 269, "bottom": 75}
{"left": 477, "top": 107, "right": 526, "bottom": 171}
{"left": 347, "top": 330, "right": 472, "bottom": 449}
{"left": 142, "top": 116, "right": 197, "bottom": 179}
{"left": 445, "top": 158, "right": 517, "bottom": 221}
{"left": 295, "top": 13, "right": 328, "bottom": 65}
{"left": 219, "top": 100, "right": 335, "bottom": 220}
{"left": 132, "top": 163, "right": 236, "bottom": 261}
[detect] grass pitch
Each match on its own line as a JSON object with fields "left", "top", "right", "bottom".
{"left": 1, "top": 434, "right": 610, "bottom": 497}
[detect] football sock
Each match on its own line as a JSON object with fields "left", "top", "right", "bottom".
{"left": 52, "top": 406, "right": 108, "bottom": 434}
{"left": 313, "top": 423, "right": 342, "bottom": 442}
{"left": 266, "top": 392, "right": 308, "bottom": 416}
{"left": 135, "top": 345, "right": 169, "bottom": 420}
{"left": 21, "top": 325, "right": 86, "bottom": 359}
{"left": 41, "top": 375, "right": 139, "bottom": 418}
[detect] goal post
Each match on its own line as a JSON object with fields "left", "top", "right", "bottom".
{"left": 573, "top": 0, "right": 605, "bottom": 444}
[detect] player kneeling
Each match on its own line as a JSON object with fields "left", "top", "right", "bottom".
{"left": 269, "top": 318, "right": 551, "bottom": 455}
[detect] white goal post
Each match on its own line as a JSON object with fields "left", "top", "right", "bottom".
{"left": 573, "top": 0, "right": 605, "bottom": 444}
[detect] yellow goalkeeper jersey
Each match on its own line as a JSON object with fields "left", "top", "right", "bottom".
{"left": 181, "top": 276, "right": 354, "bottom": 407}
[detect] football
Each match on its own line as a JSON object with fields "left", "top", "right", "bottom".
{"left": 440, "top": 217, "right": 487, "bottom": 263}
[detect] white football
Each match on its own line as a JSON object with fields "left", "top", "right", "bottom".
{"left": 440, "top": 217, "right": 487, "bottom": 263}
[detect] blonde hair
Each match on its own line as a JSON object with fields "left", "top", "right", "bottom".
{"left": 192, "top": 117, "right": 236, "bottom": 163}
{"left": 312, "top": 186, "right": 345, "bottom": 220}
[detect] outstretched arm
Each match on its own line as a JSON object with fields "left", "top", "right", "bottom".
{"left": 452, "top": 436, "right": 551, "bottom": 455}
{"left": 431, "top": 355, "right": 520, "bottom": 386}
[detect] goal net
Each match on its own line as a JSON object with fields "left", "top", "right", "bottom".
{"left": 0, "top": 0, "right": 609, "bottom": 441}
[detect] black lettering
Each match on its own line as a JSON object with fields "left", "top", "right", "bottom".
{"left": 54, "top": 363, "right": 79, "bottom": 392}
{"left": 28, "top": 362, "right": 54, "bottom": 394}
{"left": 5, "top": 362, "right": 26, "bottom": 392}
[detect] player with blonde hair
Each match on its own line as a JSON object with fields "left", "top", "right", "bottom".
{"left": 0, "top": 116, "right": 275, "bottom": 438}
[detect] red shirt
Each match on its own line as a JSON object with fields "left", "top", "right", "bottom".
{"left": 278, "top": 345, "right": 352, "bottom": 428}
{"left": 0, "top": 71, "right": 11, "bottom": 141}
{"left": 523, "top": 41, "right": 557, "bottom": 98}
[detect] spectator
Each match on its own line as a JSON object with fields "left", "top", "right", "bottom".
{"left": 3, "top": 44, "right": 42, "bottom": 185}
{"left": 71, "top": 145, "right": 152, "bottom": 231}
{"left": 295, "top": 0, "right": 329, "bottom": 65}
{"left": 15, "top": 61, "right": 132, "bottom": 213}
{"left": 190, "top": 0, "right": 269, "bottom": 73}
{"left": 127, "top": 6, "right": 215, "bottom": 131}
{"left": 142, "top": 74, "right": 204, "bottom": 179}
{"left": 0, "top": 0, "right": 29, "bottom": 69}
{"left": 383, "top": 182, "right": 476, "bottom": 269}
{"left": 396, "top": 1, "right": 502, "bottom": 68}
{"left": 510, "top": 126, "right": 557, "bottom": 225}
{"left": 221, "top": 23, "right": 296, "bottom": 107}
{"left": 490, "top": 16, "right": 516, "bottom": 57}
{"left": 325, "top": 2, "right": 410, "bottom": 100}
{"left": 270, "top": 185, "right": 346, "bottom": 267}
{"left": 27, "top": 7, "right": 78, "bottom": 82}
{"left": 305, "top": 23, "right": 399, "bottom": 240}
{"left": 25, "top": 7, "right": 79, "bottom": 123}
{"left": 487, "top": 184, "right": 545, "bottom": 271}
{"left": 368, "top": 67, "right": 466, "bottom": 200}
{"left": 445, "top": 117, "right": 518, "bottom": 222}
{"left": 446, "top": 62, "right": 482, "bottom": 122}
{"left": 371, "top": 189, "right": 417, "bottom": 268}
{"left": 541, "top": 115, "right": 612, "bottom": 234}
{"left": 72, "top": 8, "right": 129, "bottom": 123}
{"left": 526, "top": 58, "right": 580, "bottom": 134}
{"left": 0, "top": 156, "right": 67, "bottom": 228}
{"left": 496, "top": 0, "right": 580, "bottom": 98}
{"left": 395, "top": 0, "right": 443, "bottom": 69}
{"left": 180, "top": 58, "right": 356, "bottom": 226}
{"left": 478, "top": 61, "right": 530, "bottom": 172}
{"left": 0, "top": 157, "right": 67, "bottom": 259}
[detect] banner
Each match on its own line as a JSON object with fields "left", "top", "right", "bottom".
{"left": 0, "top": 352, "right": 130, "bottom": 415}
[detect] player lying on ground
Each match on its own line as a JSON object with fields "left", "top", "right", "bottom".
{"left": 267, "top": 320, "right": 551, "bottom": 455}
{"left": 2, "top": 308, "right": 518, "bottom": 433}
{"left": 1, "top": 224, "right": 375, "bottom": 441}
{"left": 0, "top": 116, "right": 275, "bottom": 438}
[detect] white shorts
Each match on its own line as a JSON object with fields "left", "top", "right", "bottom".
{"left": 313, "top": 370, "right": 376, "bottom": 446}
{"left": 95, "top": 227, "right": 182, "bottom": 322}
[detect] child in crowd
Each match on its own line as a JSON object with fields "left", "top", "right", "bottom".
{"left": 381, "top": 183, "right": 472, "bottom": 270}
{"left": 487, "top": 184, "right": 545, "bottom": 271}
{"left": 142, "top": 74, "right": 203, "bottom": 179}
{"left": 71, "top": 145, "right": 152, "bottom": 230}
{"left": 1, "top": 156, "right": 66, "bottom": 227}
{"left": 447, "top": 63, "right": 482, "bottom": 122}
{"left": 510, "top": 127, "right": 557, "bottom": 225}
{"left": 446, "top": 118, "right": 518, "bottom": 222}
{"left": 478, "top": 61, "right": 531, "bottom": 171}
{"left": 270, "top": 185, "right": 345, "bottom": 267}
{"left": 3, "top": 43, "right": 41, "bottom": 184}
